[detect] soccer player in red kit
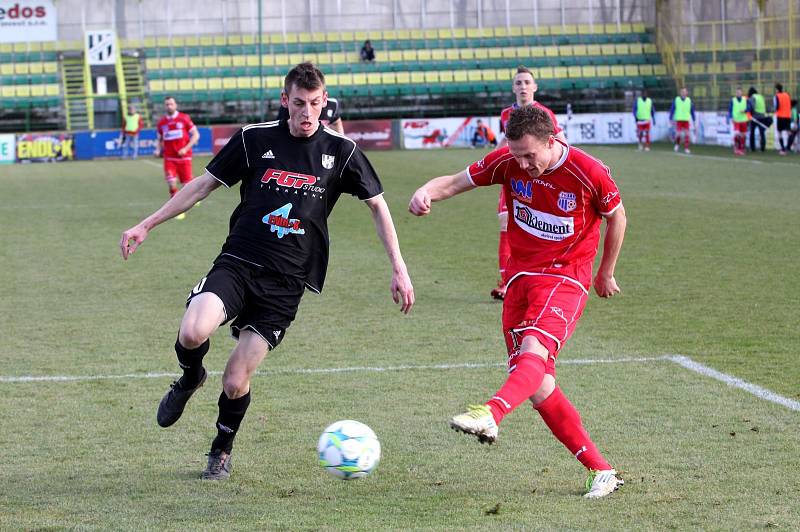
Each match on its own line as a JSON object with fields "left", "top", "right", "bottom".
{"left": 409, "top": 105, "right": 627, "bottom": 499}
{"left": 156, "top": 96, "right": 200, "bottom": 213}
{"left": 492, "top": 66, "right": 567, "bottom": 300}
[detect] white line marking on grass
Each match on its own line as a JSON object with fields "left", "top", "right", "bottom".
{"left": 139, "top": 159, "right": 162, "bottom": 168}
{"left": 2, "top": 355, "right": 797, "bottom": 413}
{"left": 666, "top": 355, "right": 800, "bottom": 412}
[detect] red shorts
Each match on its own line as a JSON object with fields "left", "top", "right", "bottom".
{"left": 675, "top": 121, "right": 691, "bottom": 132}
{"left": 636, "top": 121, "right": 651, "bottom": 131}
{"left": 733, "top": 121, "right": 748, "bottom": 134}
{"left": 497, "top": 188, "right": 508, "bottom": 215}
{"left": 502, "top": 274, "right": 589, "bottom": 376}
{"left": 164, "top": 158, "right": 193, "bottom": 184}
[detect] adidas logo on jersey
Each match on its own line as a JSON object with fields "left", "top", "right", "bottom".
{"left": 262, "top": 149, "right": 275, "bottom": 159}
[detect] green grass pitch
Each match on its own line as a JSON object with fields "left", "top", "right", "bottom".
{"left": 1, "top": 143, "right": 798, "bottom": 530}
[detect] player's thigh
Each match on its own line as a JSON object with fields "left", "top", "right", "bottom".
{"left": 223, "top": 330, "right": 271, "bottom": 395}
{"left": 181, "top": 259, "right": 248, "bottom": 344}
{"left": 178, "top": 160, "right": 193, "bottom": 184}
{"left": 180, "top": 293, "right": 226, "bottom": 345}
{"left": 164, "top": 159, "right": 178, "bottom": 181}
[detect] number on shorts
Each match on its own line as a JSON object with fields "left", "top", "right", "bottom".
{"left": 191, "top": 277, "right": 207, "bottom": 295}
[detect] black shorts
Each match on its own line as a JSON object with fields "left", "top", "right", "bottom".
{"left": 777, "top": 117, "right": 792, "bottom": 131}
{"left": 187, "top": 255, "right": 305, "bottom": 349}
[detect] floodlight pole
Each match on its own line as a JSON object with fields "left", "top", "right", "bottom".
{"left": 258, "top": 0, "right": 264, "bottom": 122}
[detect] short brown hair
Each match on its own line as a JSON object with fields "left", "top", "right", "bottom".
{"left": 505, "top": 105, "right": 554, "bottom": 142}
{"left": 516, "top": 65, "right": 533, "bottom": 77}
{"left": 284, "top": 62, "right": 326, "bottom": 95}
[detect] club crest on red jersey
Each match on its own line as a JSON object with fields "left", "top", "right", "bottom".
{"left": 558, "top": 191, "right": 577, "bottom": 212}
{"left": 510, "top": 178, "right": 533, "bottom": 202}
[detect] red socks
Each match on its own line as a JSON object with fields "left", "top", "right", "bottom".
{"left": 486, "top": 353, "right": 546, "bottom": 424}
{"left": 498, "top": 230, "right": 511, "bottom": 281}
{"left": 535, "top": 386, "right": 611, "bottom": 471}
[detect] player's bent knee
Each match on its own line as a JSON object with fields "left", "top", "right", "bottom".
{"left": 222, "top": 377, "right": 250, "bottom": 400}
{"left": 178, "top": 327, "right": 209, "bottom": 349}
{"left": 530, "top": 374, "right": 556, "bottom": 406}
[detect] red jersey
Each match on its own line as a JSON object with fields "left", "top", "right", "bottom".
{"left": 157, "top": 112, "right": 196, "bottom": 160}
{"left": 468, "top": 141, "right": 622, "bottom": 290}
{"left": 500, "top": 101, "right": 562, "bottom": 135}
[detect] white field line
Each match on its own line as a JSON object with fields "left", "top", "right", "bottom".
{"left": 139, "top": 159, "right": 162, "bottom": 168}
{"left": 1, "top": 354, "right": 797, "bottom": 413}
{"left": 665, "top": 355, "right": 800, "bottom": 412}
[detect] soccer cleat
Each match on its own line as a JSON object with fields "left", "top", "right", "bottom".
{"left": 673, "top": 144, "right": 679, "bottom": 152}
{"left": 490, "top": 280, "right": 506, "bottom": 301}
{"left": 156, "top": 368, "right": 207, "bottom": 427}
{"left": 449, "top": 404, "right": 498, "bottom": 444}
{"left": 176, "top": 213, "right": 186, "bottom": 220}
{"left": 644, "top": 146, "right": 650, "bottom": 152}
{"left": 684, "top": 148, "right": 691, "bottom": 154}
{"left": 201, "top": 449, "right": 232, "bottom": 480}
{"left": 584, "top": 469, "right": 624, "bottom": 499}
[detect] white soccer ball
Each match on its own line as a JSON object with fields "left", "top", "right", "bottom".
{"left": 317, "top": 420, "right": 381, "bottom": 480}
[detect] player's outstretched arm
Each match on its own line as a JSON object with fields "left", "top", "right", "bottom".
{"left": 408, "top": 170, "right": 475, "bottom": 216}
{"left": 119, "top": 171, "right": 221, "bottom": 260}
{"left": 593, "top": 205, "right": 627, "bottom": 298}
{"left": 365, "top": 195, "right": 415, "bottom": 314}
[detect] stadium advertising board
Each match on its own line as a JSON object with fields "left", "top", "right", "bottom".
{"left": 402, "top": 117, "right": 502, "bottom": 149}
{"left": 0, "top": 134, "right": 15, "bottom": 164}
{"left": 73, "top": 128, "right": 213, "bottom": 159}
{"left": 16, "top": 133, "right": 73, "bottom": 163}
{"left": 343, "top": 120, "right": 394, "bottom": 150}
{"left": 212, "top": 125, "right": 241, "bottom": 155}
{"left": 0, "top": 1, "right": 57, "bottom": 42}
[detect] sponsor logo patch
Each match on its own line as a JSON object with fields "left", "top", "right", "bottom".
{"left": 513, "top": 200, "right": 574, "bottom": 241}
{"left": 262, "top": 203, "right": 305, "bottom": 239}
{"left": 260, "top": 168, "right": 326, "bottom": 194}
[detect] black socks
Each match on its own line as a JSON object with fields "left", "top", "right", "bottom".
{"left": 174, "top": 338, "right": 209, "bottom": 388}
{"left": 211, "top": 391, "right": 252, "bottom": 453}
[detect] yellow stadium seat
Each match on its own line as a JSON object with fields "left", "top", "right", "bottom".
{"left": 488, "top": 48, "right": 502, "bottom": 59}
{"left": 289, "top": 53, "right": 305, "bottom": 64}
{"left": 601, "top": 44, "right": 616, "bottom": 56}
{"left": 382, "top": 29, "right": 397, "bottom": 40}
{"left": 1, "top": 86, "right": 15, "bottom": 98}
{"left": 529, "top": 46, "right": 545, "bottom": 57}
{"left": 367, "top": 72, "right": 382, "bottom": 85}
{"left": 266, "top": 76, "right": 282, "bottom": 88}
{"left": 653, "top": 65, "right": 667, "bottom": 75}
{"left": 45, "top": 84, "right": 60, "bottom": 96}
{"left": 466, "top": 28, "right": 481, "bottom": 39}
{"left": 1, "top": 64, "right": 13, "bottom": 75}
{"left": 353, "top": 73, "right": 367, "bottom": 85}
{"left": 388, "top": 50, "right": 403, "bottom": 62}
{"left": 29, "top": 62, "right": 43, "bottom": 74}
{"left": 43, "top": 61, "right": 58, "bottom": 74}
{"left": 563, "top": 24, "right": 577, "bottom": 34}
{"left": 553, "top": 66, "right": 568, "bottom": 78}
{"left": 411, "top": 71, "right": 425, "bottom": 84}
{"left": 624, "top": 64, "right": 639, "bottom": 76}
{"left": 172, "top": 37, "right": 185, "bottom": 47}
{"left": 218, "top": 56, "right": 232, "bottom": 67}
{"left": 581, "top": 65, "right": 597, "bottom": 77}
{"left": 156, "top": 37, "right": 170, "bottom": 47}
{"left": 431, "top": 50, "right": 446, "bottom": 61}
{"left": 445, "top": 49, "right": 460, "bottom": 60}
{"left": 632, "top": 23, "right": 646, "bottom": 33}
{"left": 12, "top": 42, "right": 27, "bottom": 52}
{"left": 203, "top": 56, "right": 217, "bottom": 68}
{"left": 208, "top": 78, "right": 223, "bottom": 90}
{"left": 483, "top": 70, "right": 497, "bottom": 81}
{"left": 232, "top": 56, "right": 246, "bottom": 67}
{"left": 558, "top": 45, "right": 574, "bottom": 57}
{"left": 340, "top": 31, "right": 355, "bottom": 42}
{"left": 354, "top": 31, "right": 369, "bottom": 42}
{"left": 615, "top": 43, "right": 629, "bottom": 54}
{"left": 381, "top": 72, "right": 396, "bottom": 85}
{"left": 567, "top": 66, "right": 582, "bottom": 78}
{"left": 213, "top": 35, "right": 226, "bottom": 46}
{"left": 577, "top": 24, "right": 593, "bottom": 35}
{"left": 402, "top": 50, "right": 417, "bottom": 62}
{"left": 639, "top": 64, "right": 654, "bottom": 75}
{"left": 618, "top": 23, "right": 632, "bottom": 33}
{"left": 164, "top": 80, "right": 179, "bottom": 92}
{"left": 643, "top": 44, "right": 657, "bottom": 54}
{"left": 467, "top": 70, "right": 482, "bottom": 82}
{"left": 586, "top": 44, "right": 601, "bottom": 56}
{"left": 237, "top": 77, "right": 253, "bottom": 89}
{"left": 14, "top": 63, "right": 29, "bottom": 75}
{"left": 174, "top": 57, "right": 188, "bottom": 69}
{"left": 189, "top": 57, "right": 203, "bottom": 68}
{"left": 193, "top": 79, "right": 208, "bottom": 90}
{"left": 604, "top": 24, "right": 619, "bottom": 34}
{"left": 178, "top": 79, "right": 193, "bottom": 91}
{"left": 596, "top": 65, "right": 611, "bottom": 77}
{"left": 438, "top": 28, "right": 453, "bottom": 39}
{"left": 274, "top": 54, "right": 290, "bottom": 66}
{"left": 495, "top": 27, "right": 509, "bottom": 38}
{"left": 395, "top": 72, "right": 410, "bottom": 84}
{"left": 158, "top": 57, "right": 173, "bottom": 69}
{"left": 545, "top": 47, "right": 559, "bottom": 58}
{"left": 629, "top": 43, "right": 643, "bottom": 55}
{"left": 284, "top": 33, "right": 298, "bottom": 44}
{"left": 330, "top": 53, "right": 346, "bottom": 64}
{"left": 396, "top": 29, "right": 411, "bottom": 40}
{"left": 439, "top": 71, "right": 454, "bottom": 83}
{"left": 502, "top": 48, "right": 517, "bottom": 59}
{"left": 198, "top": 36, "right": 213, "bottom": 47}
{"left": 241, "top": 35, "right": 255, "bottom": 45}
{"left": 222, "top": 78, "right": 236, "bottom": 89}
{"left": 150, "top": 80, "right": 165, "bottom": 92}
{"left": 572, "top": 45, "right": 588, "bottom": 56}
{"left": 424, "top": 29, "right": 438, "bottom": 40}
{"left": 537, "top": 67, "right": 554, "bottom": 79}
{"left": 30, "top": 85, "right": 45, "bottom": 97}
{"left": 316, "top": 52, "right": 331, "bottom": 64}
{"left": 417, "top": 50, "right": 431, "bottom": 61}
{"left": 146, "top": 58, "right": 160, "bottom": 70}
{"left": 474, "top": 49, "right": 488, "bottom": 60}
{"left": 451, "top": 28, "right": 466, "bottom": 39}
{"left": 689, "top": 63, "right": 705, "bottom": 74}
{"left": 453, "top": 71, "right": 467, "bottom": 82}
{"left": 610, "top": 65, "right": 625, "bottom": 77}
{"left": 0, "top": 43, "right": 12, "bottom": 53}
{"left": 185, "top": 36, "right": 199, "bottom": 47}
{"left": 550, "top": 25, "right": 565, "bottom": 36}
{"left": 722, "top": 62, "right": 737, "bottom": 74}
{"left": 509, "top": 27, "right": 522, "bottom": 37}
{"left": 42, "top": 42, "right": 56, "bottom": 52}
{"left": 245, "top": 55, "right": 259, "bottom": 67}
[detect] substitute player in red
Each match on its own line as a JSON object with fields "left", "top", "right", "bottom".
{"left": 492, "top": 66, "right": 566, "bottom": 300}
{"left": 156, "top": 96, "right": 200, "bottom": 218}
{"left": 409, "top": 105, "right": 627, "bottom": 499}
{"left": 670, "top": 87, "right": 695, "bottom": 154}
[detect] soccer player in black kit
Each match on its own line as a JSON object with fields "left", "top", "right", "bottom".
{"left": 120, "top": 62, "right": 415, "bottom": 480}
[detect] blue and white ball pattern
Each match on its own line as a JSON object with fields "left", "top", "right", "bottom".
{"left": 317, "top": 420, "right": 381, "bottom": 480}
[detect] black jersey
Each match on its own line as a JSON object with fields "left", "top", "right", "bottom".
{"left": 276, "top": 97, "right": 341, "bottom": 126}
{"left": 205, "top": 119, "right": 383, "bottom": 293}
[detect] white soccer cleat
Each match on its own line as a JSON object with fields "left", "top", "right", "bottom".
{"left": 584, "top": 469, "right": 624, "bottom": 499}
{"left": 684, "top": 148, "right": 691, "bottom": 154}
{"left": 673, "top": 144, "right": 679, "bottom": 152}
{"left": 449, "top": 404, "right": 498, "bottom": 444}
